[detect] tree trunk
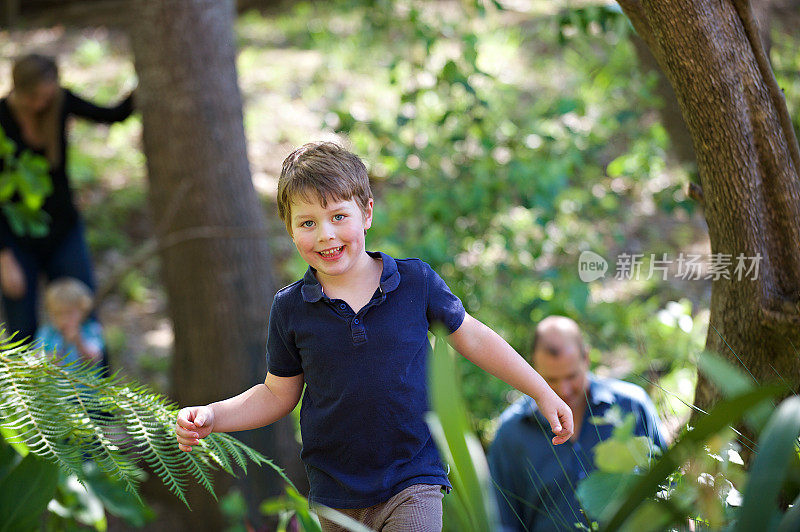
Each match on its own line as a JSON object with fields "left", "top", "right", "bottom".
{"left": 629, "top": 34, "right": 697, "bottom": 166}
{"left": 128, "top": 0, "right": 304, "bottom": 528}
{"left": 616, "top": 0, "right": 800, "bottom": 427}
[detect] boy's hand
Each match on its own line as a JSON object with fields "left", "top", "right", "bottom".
{"left": 175, "top": 405, "right": 215, "bottom": 452}
{"left": 63, "top": 325, "right": 81, "bottom": 347}
{"left": 538, "top": 394, "right": 574, "bottom": 445}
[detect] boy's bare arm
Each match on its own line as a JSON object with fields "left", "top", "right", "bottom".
{"left": 447, "top": 313, "right": 574, "bottom": 444}
{"left": 176, "top": 372, "right": 304, "bottom": 452}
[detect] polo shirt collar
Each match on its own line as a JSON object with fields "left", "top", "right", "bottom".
{"left": 300, "top": 250, "right": 401, "bottom": 303}
{"left": 524, "top": 373, "right": 612, "bottom": 421}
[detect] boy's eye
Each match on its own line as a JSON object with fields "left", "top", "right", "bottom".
{"left": 333, "top": 214, "right": 346, "bottom": 221}
{"left": 300, "top": 220, "right": 314, "bottom": 228}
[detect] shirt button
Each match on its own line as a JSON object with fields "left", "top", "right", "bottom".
{"left": 353, "top": 318, "right": 360, "bottom": 324}
{"left": 339, "top": 303, "right": 346, "bottom": 310}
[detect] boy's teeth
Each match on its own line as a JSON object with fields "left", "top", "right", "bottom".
{"left": 320, "top": 246, "right": 342, "bottom": 256}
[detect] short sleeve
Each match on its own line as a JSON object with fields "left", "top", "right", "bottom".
{"left": 266, "top": 296, "right": 303, "bottom": 377}
{"left": 423, "top": 261, "right": 465, "bottom": 334}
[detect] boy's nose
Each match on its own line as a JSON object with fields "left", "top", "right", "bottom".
{"left": 317, "top": 224, "right": 335, "bottom": 241}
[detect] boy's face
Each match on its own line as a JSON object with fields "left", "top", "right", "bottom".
{"left": 289, "top": 195, "right": 374, "bottom": 280}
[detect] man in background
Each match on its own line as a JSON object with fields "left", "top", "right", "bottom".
{"left": 488, "top": 315, "right": 667, "bottom": 531}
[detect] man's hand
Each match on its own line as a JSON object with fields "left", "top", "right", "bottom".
{"left": 175, "top": 405, "right": 215, "bottom": 452}
{"left": 0, "top": 249, "right": 26, "bottom": 300}
{"left": 537, "top": 393, "right": 574, "bottom": 445}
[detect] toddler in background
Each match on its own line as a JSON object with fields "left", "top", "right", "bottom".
{"left": 35, "top": 277, "right": 104, "bottom": 368}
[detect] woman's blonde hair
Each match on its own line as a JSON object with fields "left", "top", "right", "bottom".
{"left": 44, "top": 278, "right": 94, "bottom": 316}
{"left": 11, "top": 53, "right": 63, "bottom": 165}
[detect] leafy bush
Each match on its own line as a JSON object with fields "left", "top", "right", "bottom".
{"left": 577, "top": 353, "right": 800, "bottom": 531}
{"left": 0, "top": 127, "right": 53, "bottom": 238}
{"left": 0, "top": 334, "right": 283, "bottom": 528}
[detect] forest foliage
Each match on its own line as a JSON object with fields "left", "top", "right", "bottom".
{"left": 1, "top": 0, "right": 799, "bottom": 529}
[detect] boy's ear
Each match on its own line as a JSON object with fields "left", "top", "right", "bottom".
{"left": 363, "top": 198, "right": 374, "bottom": 230}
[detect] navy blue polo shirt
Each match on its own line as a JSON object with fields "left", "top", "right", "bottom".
{"left": 266, "top": 251, "right": 465, "bottom": 508}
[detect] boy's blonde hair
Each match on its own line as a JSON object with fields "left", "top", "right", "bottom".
{"left": 277, "top": 142, "right": 372, "bottom": 234}
{"left": 44, "top": 278, "right": 94, "bottom": 316}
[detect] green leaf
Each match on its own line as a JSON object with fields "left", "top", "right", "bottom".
{"left": 22, "top": 192, "right": 45, "bottom": 211}
{"left": 601, "top": 384, "right": 784, "bottom": 531}
{"left": 594, "top": 436, "right": 653, "bottom": 474}
{"left": 697, "top": 351, "right": 753, "bottom": 397}
{"left": 0, "top": 425, "right": 29, "bottom": 457}
{"left": 697, "top": 350, "right": 772, "bottom": 430}
{"left": 620, "top": 499, "right": 674, "bottom": 532}
{"left": 0, "top": 176, "right": 14, "bottom": 201}
{"left": 0, "top": 341, "right": 280, "bottom": 510}
{"left": 735, "top": 396, "right": 800, "bottom": 532}
{"left": 81, "top": 461, "right": 154, "bottom": 526}
{"left": 441, "top": 60, "right": 459, "bottom": 83}
{"left": 0, "top": 434, "right": 23, "bottom": 483}
{"left": 777, "top": 491, "right": 800, "bottom": 532}
{"left": 0, "top": 452, "right": 59, "bottom": 532}
{"left": 576, "top": 471, "right": 637, "bottom": 519}
{"left": 611, "top": 412, "right": 636, "bottom": 440}
{"left": 427, "top": 330, "right": 499, "bottom": 530}
{"left": 606, "top": 155, "right": 627, "bottom": 178}
{"left": 0, "top": 133, "right": 15, "bottom": 157}
{"left": 2, "top": 204, "right": 26, "bottom": 236}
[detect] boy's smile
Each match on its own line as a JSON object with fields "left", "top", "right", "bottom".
{"left": 318, "top": 245, "right": 345, "bottom": 260}
{"left": 290, "top": 195, "right": 374, "bottom": 284}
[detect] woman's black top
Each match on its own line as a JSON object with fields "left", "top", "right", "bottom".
{"left": 0, "top": 88, "right": 134, "bottom": 255}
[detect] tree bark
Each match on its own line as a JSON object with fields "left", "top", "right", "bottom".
{"left": 128, "top": 0, "right": 304, "bottom": 528}
{"left": 616, "top": 0, "right": 800, "bottom": 427}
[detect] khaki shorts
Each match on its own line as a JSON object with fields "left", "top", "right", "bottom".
{"left": 312, "top": 483, "right": 446, "bottom": 532}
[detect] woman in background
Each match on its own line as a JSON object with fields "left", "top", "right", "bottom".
{"left": 0, "top": 53, "right": 135, "bottom": 372}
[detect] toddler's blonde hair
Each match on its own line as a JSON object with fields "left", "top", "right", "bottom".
{"left": 44, "top": 278, "right": 94, "bottom": 316}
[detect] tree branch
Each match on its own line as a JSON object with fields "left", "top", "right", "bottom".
{"left": 616, "top": 0, "right": 660, "bottom": 62}
{"left": 687, "top": 182, "right": 705, "bottom": 206}
{"left": 732, "top": 0, "right": 800, "bottom": 176}
{"left": 94, "top": 226, "right": 270, "bottom": 306}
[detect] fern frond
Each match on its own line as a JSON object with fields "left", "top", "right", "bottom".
{"left": 0, "top": 334, "right": 289, "bottom": 508}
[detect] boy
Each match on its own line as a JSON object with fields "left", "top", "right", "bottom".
{"left": 175, "top": 142, "right": 573, "bottom": 531}
{"left": 35, "top": 277, "right": 104, "bottom": 368}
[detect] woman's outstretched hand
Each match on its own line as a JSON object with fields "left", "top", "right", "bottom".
{"left": 0, "top": 249, "right": 26, "bottom": 300}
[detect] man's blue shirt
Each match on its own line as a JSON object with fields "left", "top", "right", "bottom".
{"left": 267, "top": 251, "right": 465, "bottom": 508}
{"left": 487, "top": 374, "right": 667, "bottom": 532}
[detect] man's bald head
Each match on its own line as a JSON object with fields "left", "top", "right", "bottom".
{"left": 531, "top": 316, "right": 587, "bottom": 361}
